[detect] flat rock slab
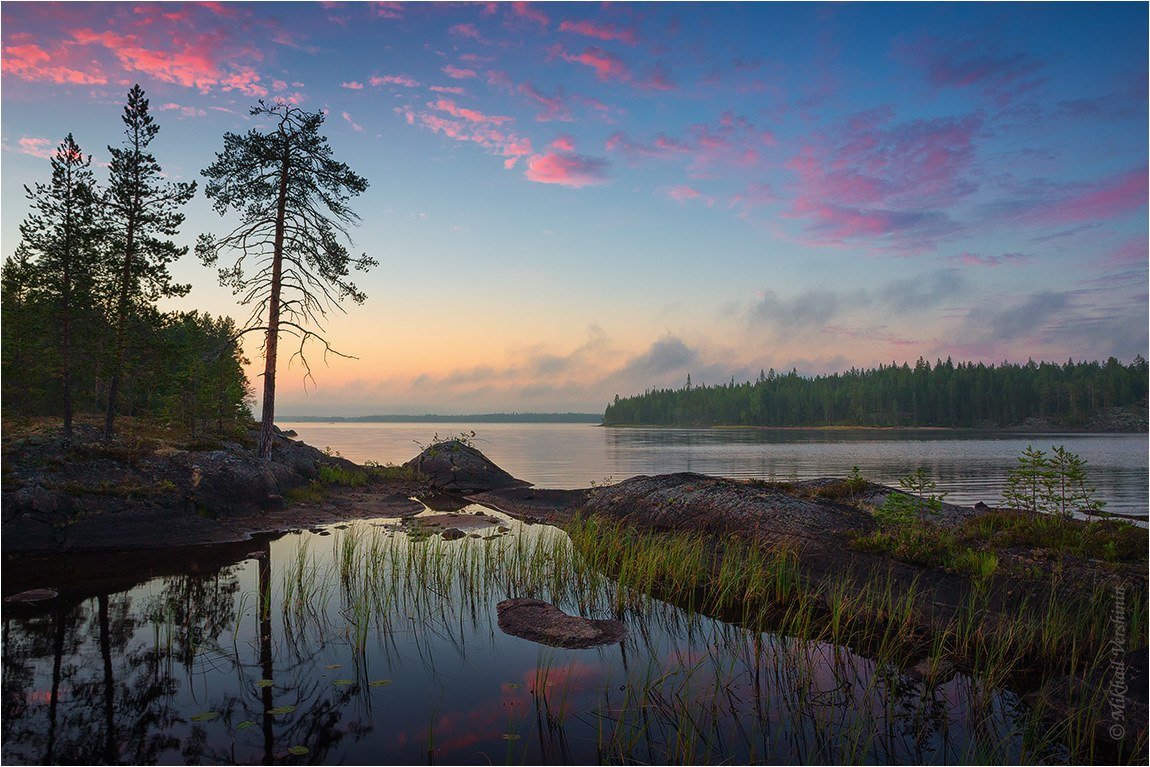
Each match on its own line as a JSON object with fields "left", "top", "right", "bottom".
{"left": 497, "top": 598, "right": 625, "bottom": 649}
{"left": 411, "top": 512, "right": 502, "bottom": 531}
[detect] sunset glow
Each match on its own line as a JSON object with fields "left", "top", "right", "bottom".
{"left": 2, "top": 2, "right": 1146, "bottom": 415}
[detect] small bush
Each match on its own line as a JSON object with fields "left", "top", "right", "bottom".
{"left": 318, "top": 464, "right": 368, "bottom": 487}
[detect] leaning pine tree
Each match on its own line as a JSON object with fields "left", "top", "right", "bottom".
{"left": 103, "top": 84, "right": 197, "bottom": 439}
{"left": 196, "top": 102, "right": 375, "bottom": 461}
{"left": 16, "top": 134, "right": 103, "bottom": 438}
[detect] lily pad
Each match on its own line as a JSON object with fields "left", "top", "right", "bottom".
{"left": 287, "top": 745, "right": 309, "bottom": 755}
{"left": 333, "top": 678, "right": 355, "bottom": 686}
{"left": 256, "top": 679, "right": 274, "bottom": 688}
{"left": 269, "top": 705, "right": 297, "bottom": 716}
{"left": 235, "top": 721, "right": 257, "bottom": 730}
{"left": 368, "top": 679, "right": 392, "bottom": 687}
{"left": 191, "top": 711, "right": 220, "bottom": 722}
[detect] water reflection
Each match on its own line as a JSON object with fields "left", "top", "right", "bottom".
{"left": 3, "top": 515, "right": 1075, "bottom": 764}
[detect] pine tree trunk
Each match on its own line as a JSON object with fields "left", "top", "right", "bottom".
{"left": 104, "top": 225, "right": 133, "bottom": 441}
{"left": 60, "top": 180, "right": 73, "bottom": 441}
{"left": 259, "top": 144, "right": 291, "bottom": 462}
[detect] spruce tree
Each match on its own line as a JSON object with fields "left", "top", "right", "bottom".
{"left": 14, "top": 135, "right": 103, "bottom": 437}
{"left": 197, "top": 101, "right": 374, "bottom": 461}
{"left": 103, "top": 84, "right": 197, "bottom": 439}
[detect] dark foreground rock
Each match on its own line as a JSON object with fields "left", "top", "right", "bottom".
{"left": 497, "top": 598, "right": 626, "bottom": 649}
{"left": 1, "top": 424, "right": 423, "bottom": 553}
{"left": 404, "top": 440, "right": 528, "bottom": 492}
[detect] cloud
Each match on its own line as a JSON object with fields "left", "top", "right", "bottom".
{"left": 510, "top": 2, "right": 550, "bottom": 27}
{"left": 341, "top": 110, "right": 363, "bottom": 132}
{"left": 748, "top": 269, "right": 967, "bottom": 332}
{"left": 159, "top": 101, "right": 207, "bottom": 118}
{"left": 951, "top": 251, "right": 1033, "bottom": 267}
{"left": 784, "top": 109, "right": 982, "bottom": 253}
{"left": 895, "top": 35, "right": 1044, "bottom": 106}
{"left": 340, "top": 80, "right": 364, "bottom": 90}
{"left": 666, "top": 185, "right": 702, "bottom": 203}
{"left": 558, "top": 19, "right": 637, "bottom": 44}
{"left": 372, "top": 2, "right": 404, "bottom": 20}
{"left": 619, "top": 335, "right": 699, "bottom": 377}
{"left": 554, "top": 45, "right": 629, "bottom": 82}
{"left": 605, "top": 111, "right": 770, "bottom": 176}
{"left": 524, "top": 152, "right": 610, "bottom": 188}
{"left": 518, "top": 81, "right": 572, "bottom": 121}
{"left": 429, "top": 85, "right": 465, "bottom": 94}
{"left": 442, "top": 64, "right": 478, "bottom": 80}
{"left": 371, "top": 73, "right": 419, "bottom": 87}
{"left": 5, "top": 136, "right": 55, "bottom": 159}
{"left": 429, "top": 98, "right": 511, "bottom": 124}
{"left": 1025, "top": 167, "right": 1148, "bottom": 226}
{"left": 550, "top": 134, "right": 575, "bottom": 151}
{"left": 448, "top": 23, "right": 489, "bottom": 44}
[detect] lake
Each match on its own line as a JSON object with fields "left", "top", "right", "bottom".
{"left": 281, "top": 422, "right": 1148, "bottom": 517}
{"left": 2, "top": 423, "right": 1143, "bottom": 764}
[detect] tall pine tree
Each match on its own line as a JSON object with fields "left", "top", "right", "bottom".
{"left": 197, "top": 101, "right": 374, "bottom": 460}
{"left": 14, "top": 135, "right": 103, "bottom": 437}
{"left": 103, "top": 84, "right": 196, "bottom": 439}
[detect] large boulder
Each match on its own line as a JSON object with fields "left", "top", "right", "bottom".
{"left": 403, "top": 440, "right": 527, "bottom": 492}
{"left": 497, "top": 598, "right": 625, "bottom": 649}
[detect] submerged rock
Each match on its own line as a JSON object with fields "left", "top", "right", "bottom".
{"left": 404, "top": 440, "right": 527, "bottom": 493}
{"left": 441, "top": 528, "right": 466, "bottom": 541}
{"left": 497, "top": 598, "right": 626, "bottom": 649}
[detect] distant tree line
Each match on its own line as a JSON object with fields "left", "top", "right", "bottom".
{"left": 2, "top": 86, "right": 251, "bottom": 438}
{"left": 602, "top": 357, "right": 1149, "bottom": 429}
{"left": 282, "top": 413, "right": 603, "bottom": 423}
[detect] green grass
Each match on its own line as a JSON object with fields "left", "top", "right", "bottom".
{"left": 959, "top": 509, "right": 1145, "bottom": 563}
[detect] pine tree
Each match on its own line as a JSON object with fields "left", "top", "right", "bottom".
{"left": 196, "top": 101, "right": 374, "bottom": 461}
{"left": 15, "top": 135, "right": 103, "bottom": 437}
{"left": 1002, "top": 446, "right": 1050, "bottom": 513}
{"left": 103, "top": 84, "right": 197, "bottom": 439}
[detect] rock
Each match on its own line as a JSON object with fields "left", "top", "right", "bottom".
{"left": 974, "top": 501, "right": 989, "bottom": 510}
{"left": 441, "top": 528, "right": 465, "bottom": 541}
{"left": 403, "top": 440, "right": 527, "bottom": 493}
{"left": 497, "top": 598, "right": 626, "bottom": 649}
{"left": 280, "top": 429, "right": 298, "bottom": 438}
{"left": 264, "top": 494, "right": 286, "bottom": 510}
{"left": 245, "top": 551, "right": 267, "bottom": 560}
{"left": 5, "top": 588, "right": 59, "bottom": 603}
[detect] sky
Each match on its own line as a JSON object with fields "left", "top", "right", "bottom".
{"left": 2, "top": 1, "right": 1147, "bottom": 416}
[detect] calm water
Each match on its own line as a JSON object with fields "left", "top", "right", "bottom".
{"left": 3, "top": 513, "right": 1059, "bottom": 765}
{"left": 283, "top": 422, "right": 1148, "bottom": 517}
{"left": 2, "top": 424, "right": 1144, "bottom": 764}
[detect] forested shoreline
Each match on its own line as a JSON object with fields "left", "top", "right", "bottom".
{"left": 1, "top": 86, "right": 251, "bottom": 438}
{"left": 603, "top": 357, "right": 1149, "bottom": 429}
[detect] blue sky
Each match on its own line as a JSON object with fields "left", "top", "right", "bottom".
{"left": 2, "top": 2, "right": 1146, "bottom": 414}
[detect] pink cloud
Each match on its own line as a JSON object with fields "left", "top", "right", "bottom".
{"left": 635, "top": 62, "right": 675, "bottom": 91}
{"left": 341, "top": 80, "right": 364, "bottom": 89}
{"left": 159, "top": 101, "right": 206, "bottom": 118}
{"left": 511, "top": 2, "right": 550, "bottom": 26}
{"left": 10, "top": 136, "right": 54, "bottom": 159}
{"left": 341, "top": 110, "right": 363, "bottom": 132}
{"left": 783, "top": 109, "right": 982, "bottom": 252}
{"left": 2, "top": 41, "right": 108, "bottom": 84}
{"left": 372, "top": 2, "right": 404, "bottom": 19}
{"left": 897, "top": 35, "right": 1043, "bottom": 106}
{"left": 502, "top": 137, "right": 533, "bottom": 168}
{"left": 667, "top": 185, "right": 702, "bottom": 202}
{"left": 371, "top": 73, "right": 419, "bottom": 87}
{"left": 442, "top": 65, "right": 477, "bottom": 80}
{"left": 1028, "top": 168, "right": 1148, "bottom": 226}
{"left": 524, "top": 152, "right": 610, "bottom": 188}
{"left": 429, "top": 85, "right": 465, "bottom": 95}
{"left": 449, "top": 23, "right": 489, "bottom": 44}
{"left": 558, "top": 19, "right": 637, "bottom": 44}
{"left": 954, "top": 251, "right": 1033, "bottom": 267}
{"left": 555, "top": 46, "right": 628, "bottom": 82}
{"left": 728, "top": 183, "right": 777, "bottom": 212}
{"left": 1100, "top": 236, "right": 1149, "bottom": 268}
{"left": 551, "top": 134, "right": 575, "bottom": 151}
{"left": 518, "top": 81, "right": 571, "bottom": 122}
{"left": 430, "top": 98, "right": 511, "bottom": 124}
